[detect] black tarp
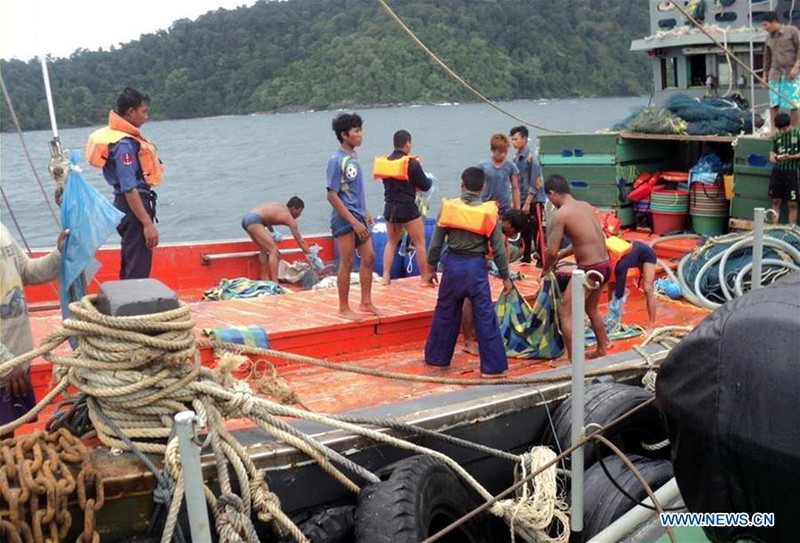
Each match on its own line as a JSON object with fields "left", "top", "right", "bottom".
{"left": 656, "top": 272, "right": 800, "bottom": 543}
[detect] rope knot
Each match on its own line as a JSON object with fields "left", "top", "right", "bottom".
{"left": 226, "top": 389, "right": 256, "bottom": 418}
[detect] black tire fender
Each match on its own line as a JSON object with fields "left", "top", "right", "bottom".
{"left": 544, "top": 382, "right": 669, "bottom": 469}
{"left": 354, "top": 455, "right": 489, "bottom": 543}
{"left": 581, "top": 454, "right": 674, "bottom": 540}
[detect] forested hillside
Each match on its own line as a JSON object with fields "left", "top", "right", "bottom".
{"left": 0, "top": 0, "right": 649, "bottom": 131}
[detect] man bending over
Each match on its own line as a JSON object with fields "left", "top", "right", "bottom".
{"left": 241, "top": 196, "right": 311, "bottom": 281}
{"left": 540, "top": 174, "right": 612, "bottom": 360}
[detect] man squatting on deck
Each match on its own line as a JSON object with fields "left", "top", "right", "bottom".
{"left": 86, "top": 87, "right": 163, "bottom": 280}
{"left": 241, "top": 197, "right": 313, "bottom": 282}
{"left": 374, "top": 129, "right": 435, "bottom": 287}
{"left": 761, "top": 10, "right": 800, "bottom": 129}
{"left": 424, "top": 167, "right": 513, "bottom": 378}
{"left": 0, "top": 223, "right": 67, "bottom": 430}
{"left": 540, "top": 174, "right": 612, "bottom": 360}
{"left": 326, "top": 113, "right": 381, "bottom": 321}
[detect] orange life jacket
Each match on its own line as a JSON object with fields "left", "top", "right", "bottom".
{"left": 85, "top": 111, "right": 163, "bottom": 186}
{"left": 437, "top": 198, "right": 499, "bottom": 237}
{"left": 595, "top": 209, "right": 622, "bottom": 237}
{"left": 372, "top": 154, "right": 419, "bottom": 181}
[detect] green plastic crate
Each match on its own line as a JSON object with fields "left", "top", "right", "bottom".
{"left": 730, "top": 173, "right": 770, "bottom": 199}
{"left": 538, "top": 133, "right": 619, "bottom": 156}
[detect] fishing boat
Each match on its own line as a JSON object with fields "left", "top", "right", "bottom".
{"left": 539, "top": 0, "right": 800, "bottom": 234}
{"left": 3, "top": 2, "right": 799, "bottom": 542}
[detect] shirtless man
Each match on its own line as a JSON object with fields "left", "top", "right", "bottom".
{"left": 539, "top": 174, "right": 612, "bottom": 360}
{"left": 241, "top": 196, "right": 311, "bottom": 281}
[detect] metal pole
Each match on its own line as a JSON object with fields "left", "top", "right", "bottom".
{"left": 39, "top": 55, "right": 59, "bottom": 139}
{"left": 749, "top": 0, "right": 756, "bottom": 132}
{"left": 752, "top": 208, "right": 765, "bottom": 290}
{"left": 174, "top": 411, "right": 213, "bottom": 543}
{"left": 570, "top": 269, "right": 586, "bottom": 542}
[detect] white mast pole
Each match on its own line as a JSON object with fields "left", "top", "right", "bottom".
{"left": 40, "top": 55, "right": 59, "bottom": 140}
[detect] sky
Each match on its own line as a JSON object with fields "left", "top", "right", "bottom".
{"left": 1, "top": 0, "right": 260, "bottom": 61}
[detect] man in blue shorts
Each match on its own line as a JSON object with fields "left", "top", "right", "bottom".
{"left": 762, "top": 11, "right": 800, "bottom": 129}
{"left": 326, "top": 113, "right": 381, "bottom": 321}
{"left": 241, "top": 197, "right": 311, "bottom": 281}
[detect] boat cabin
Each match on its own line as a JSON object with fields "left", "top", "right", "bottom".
{"left": 631, "top": 0, "right": 800, "bottom": 104}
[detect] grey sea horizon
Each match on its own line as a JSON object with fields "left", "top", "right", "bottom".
{"left": 1, "top": 96, "right": 647, "bottom": 249}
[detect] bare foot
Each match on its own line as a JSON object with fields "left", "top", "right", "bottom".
{"left": 381, "top": 276, "right": 391, "bottom": 287}
{"left": 461, "top": 342, "right": 479, "bottom": 356}
{"left": 337, "top": 308, "right": 364, "bottom": 321}
{"left": 359, "top": 303, "right": 383, "bottom": 316}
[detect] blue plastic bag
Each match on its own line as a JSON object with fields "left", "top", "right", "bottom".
{"left": 59, "top": 152, "right": 124, "bottom": 321}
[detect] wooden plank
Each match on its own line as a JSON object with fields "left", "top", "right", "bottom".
{"left": 619, "top": 131, "right": 736, "bottom": 142}
{"left": 539, "top": 154, "right": 616, "bottom": 166}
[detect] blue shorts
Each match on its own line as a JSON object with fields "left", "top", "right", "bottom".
{"left": 769, "top": 76, "right": 800, "bottom": 110}
{"left": 241, "top": 212, "right": 264, "bottom": 230}
{"left": 331, "top": 211, "right": 370, "bottom": 247}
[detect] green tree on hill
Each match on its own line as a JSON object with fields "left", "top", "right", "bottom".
{"left": 0, "top": 0, "right": 649, "bottom": 131}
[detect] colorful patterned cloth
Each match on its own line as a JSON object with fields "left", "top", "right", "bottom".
{"left": 202, "top": 277, "right": 286, "bottom": 301}
{"left": 202, "top": 326, "right": 269, "bottom": 348}
{"left": 494, "top": 275, "right": 564, "bottom": 359}
{"left": 585, "top": 323, "right": 643, "bottom": 345}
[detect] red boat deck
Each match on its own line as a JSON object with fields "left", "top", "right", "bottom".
{"left": 24, "top": 233, "right": 710, "bottom": 430}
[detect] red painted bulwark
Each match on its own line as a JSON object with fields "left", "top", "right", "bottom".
{"left": 23, "top": 235, "right": 335, "bottom": 304}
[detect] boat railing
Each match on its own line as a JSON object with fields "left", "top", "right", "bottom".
{"left": 200, "top": 247, "right": 304, "bottom": 265}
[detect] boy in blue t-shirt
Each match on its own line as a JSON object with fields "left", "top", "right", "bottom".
{"left": 478, "top": 132, "right": 520, "bottom": 217}
{"left": 326, "top": 113, "right": 381, "bottom": 320}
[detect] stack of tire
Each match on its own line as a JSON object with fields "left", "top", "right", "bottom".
{"left": 277, "top": 454, "right": 497, "bottom": 542}
{"left": 543, "top": 382, "right": 673, "bottom": 540}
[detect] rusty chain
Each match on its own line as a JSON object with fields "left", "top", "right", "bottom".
{"left": 0, "top": 429, "right": 103, "bottom": 543}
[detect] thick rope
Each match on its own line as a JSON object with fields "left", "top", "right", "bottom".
{"left": 375, "top": 0, "right": 569, "bottom": 134}
{"left": 197, "top": 339, "right": 667, "bottom": 386}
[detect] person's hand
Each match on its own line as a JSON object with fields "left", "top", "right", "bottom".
{"left": 769, "top": 152, "right": 778, "bottom": 163}
{"left": 366, "top": 212, "right": 375, "bottom": 226}
{"left": 352, "top": 220, "right": 369, "bottom": 240}
{"left": 522, "top": 202, "right": 530, "bottom": 214}
{"left": 144, "top": 223, "right": 159, "bottom": 249}
{"left": 2, "top": 366, "right": 31, "bottom": 398}
{"left": 502, "top": 277, "right": 513, "bottom": 294}
{"left": 761, "top": 80, "right": 769, "bottom": 90}
{"left": 791, "top": 67, "right": 799, "bottom": 80}
{"left": 56, "top": 228, "right": 70, "bottom": 252}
